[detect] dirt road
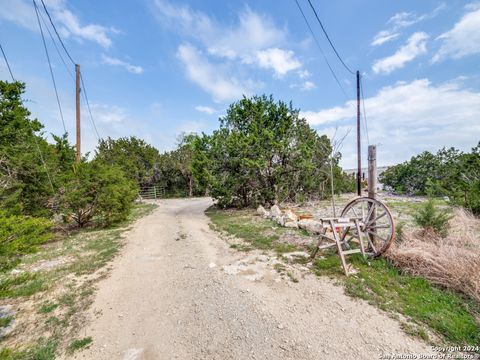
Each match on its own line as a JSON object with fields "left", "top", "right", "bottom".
{"left": 72, "top": 198, "right": 430, "bottom": 360}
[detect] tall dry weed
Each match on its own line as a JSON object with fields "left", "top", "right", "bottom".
{"left": 386, "top": 208, "right": 480, "bottom": 303}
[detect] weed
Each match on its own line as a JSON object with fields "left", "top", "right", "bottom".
{"left": 38, "top": 301, "right": 58, "bottom": 314}
{"left": 413, "top": 198, "right": 452, "bottom": 236}
{"left": 400, "top": 322, "right": 430, "bottom": 342}
{"left": 67, "top": 337, "right": 92, "bottom": 353}
{"left": 0, "top": 273, "right": 46, "bottom": 298}
{"left": 273, "top": 263, "right": 286, "bottom": 273}
{"left": 287, "top": 272, "right": 299, "bottom": 283}
{"left": 0, "top": 316, "right": 13, "bottom": 328}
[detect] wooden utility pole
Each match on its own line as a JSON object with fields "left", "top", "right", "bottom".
{"left": 368, "top": 145, "right": 377, "bottom": 199}
{"left": 356, "top": 70, "right": 361, "bottom": 196}
{"left": 75, "top": 64, "right": 81, "bottom": 162}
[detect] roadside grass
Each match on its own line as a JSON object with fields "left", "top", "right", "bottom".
{"left": 0, "top": 202, "right": 157, "bottom": 359}
{"left": 206, "top": 207, "right": 303, "bottom": 254}
{"left": 67, "top": 337, "right": 92, "bottom": 354}
{"left": 207, "top": 206, "right": 480, "bottom": 347}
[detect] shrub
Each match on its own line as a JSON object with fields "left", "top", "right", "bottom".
{"left": 413, "top": 198, "right": 452, "bottom": 236}
{"left": 0, "top": 212, "right": 52, "bottom": 270}
{"left": 61, "top": 161, "right": 137, "bottom": 227}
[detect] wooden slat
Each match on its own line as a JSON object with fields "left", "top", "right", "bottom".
{"left": 342, "top": 249, "right": 361, "bottom": 255}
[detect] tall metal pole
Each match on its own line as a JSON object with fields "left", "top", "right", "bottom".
{"left": 356, "top": 70, "right": 361, "bottom": 196}
{"left": 75, "top": 64, "right": 81, "bottom": 162}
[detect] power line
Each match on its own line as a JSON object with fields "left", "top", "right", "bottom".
{"left": 33, "top": 0, "right": 67, "bottom": 134}
{"left": 39, "top": 0, "right": 76, "bottom": 65}
{"left": 294, "top": 0, "right": 350, "bottom": 100}
{"left": 360, "top": 74, "right": 370, "bottom": 146}
{"left": 0, "top": 42, "right": 15, "bottom": 82}
{"left": 80, "top": 73, "right": 100, "bottom": 140}
{"left": 305, "top": 0, "right": 355, "bottom": 75}
{"left": 38, "top": 9, "right": 75, "bottom": 80}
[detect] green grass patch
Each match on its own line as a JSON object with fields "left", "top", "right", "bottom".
{"left": 0, "top": 272, "right": 46, "bottom": 298}
{"left": 67, "top": 337, "right": 92, "bottom": 354}
{"left": 314, "top": 254, "right": 480, "bottom": 345}
{"left": 0, "top": 316, "right": 13, "bottom": 328}
{"left": 38, "top": 301, "right": 58, "bottom": 314}
{"left": 206, "top": 207, "right": 301, "bottom": 253}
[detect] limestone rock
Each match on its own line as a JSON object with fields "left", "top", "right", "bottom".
{"left": 283, "top": 209, "right": 298, "bottom": 222}
{"left": 256, "top": 205, "right": 270, "bottom": 218}
{"left": 270, "top": 205, "right": 282, "bottom": 218}
{"left": 298, "top": 219, "right": 323, "bottom": 234}
{"left": 284, "top": 221, "right": 298, "bottom": 228}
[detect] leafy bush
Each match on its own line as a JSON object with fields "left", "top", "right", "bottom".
{"left": 413, "top": 199, "right": 452, "bottom": 236}
{"left": 0, "top": 212, "right": 52, "bottom": 270}
{"left": 61, "top": 161, "right": 137, "bottom": 227}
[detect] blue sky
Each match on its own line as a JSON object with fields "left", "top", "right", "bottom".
{"left": 1, "top": 0, "right": 479, "bottom": 168}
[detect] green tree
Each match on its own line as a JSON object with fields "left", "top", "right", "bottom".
{"left": 380, "top": 143, "right": 480, "bottom": 215}
{"left": 95, "top": 136, "right": 161, "bottom": 188}
{"left": 60, "top": 161, "right": 137, "bottom": 227}
{"left": 201, "top": 95, "right": 341, "bottom": 207}
{"left": 0, "top": 81, "right": 60, "bottom": 216}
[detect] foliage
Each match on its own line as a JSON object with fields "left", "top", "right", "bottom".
{"left": 60, "top": 161, "right": 137, "bottom": 227}
{"left": 196, "top": 95, "right": 350, "bottom": 207}
{"left": 413, "top": 198, "right": 452, "bottom": 236}
{"left": 155, "top": 133, "right": 206, "bottom": 197}
{"left": 380, "top": 144, "right": 480, "bottom": 214}
{"left": 95, "top": 136, "right": 161, "bottom": 188}
{"left": 0, "top": 211, "right": 52, "bottom": 271}
{"left": 0, "top": 81, "right": 56, "bottom": 217}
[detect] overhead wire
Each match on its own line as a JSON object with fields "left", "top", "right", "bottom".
{"left": 294, "top": 0, "right": 350, "bottom": 100}
{"left": 33, "top": 0, "right": 67, "bottom": 134}
{"left": 359, "top": 75, "right": 370, "bottom": 146}
{"left": 80, "top": 73, "right": 100, "bottom": 140}
{"left": 38, "top": 0, "right": 101, "bottom": 142}
{"left": 0, "top": 43, "right": 15, "bottom": 82}
{"left": 39, "top": 0, "right": 75, "bottom": 65}
{"left": 305, "top": 0, "right": 355, "bottom": 75}
{"left": 38, "top": 9, "right": 75, "bottom": 80}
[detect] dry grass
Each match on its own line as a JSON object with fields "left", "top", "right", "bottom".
{"left": 386, "top": 208, "right": 480, "bottom": 303}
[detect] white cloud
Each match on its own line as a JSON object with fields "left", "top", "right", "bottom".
{"left": 195, "top": 105, "right": 215, "bottom": 115}
{"left": 432, "top": 4, "right": 480, "bottom": 62}
{"left": 89, "top": 103, "right": 128, "bottom": 124}
{"left": 152, "top": 0, "right": 303, "bottom": 78}
{"left": 290, "top": 80, "right": 316, "bottom": 92}
{"left": 371, "top": 31, "right": 400, "bottom": 47}
{"left": 371, "top": 4, "right": 445, "bottom": 47}
{"left": 300, "top": 81, "right": 316, "bottom": 91}
{"left": 252, "top": 48, "right": 301, "bottom": 77}
{"left": 372, "top": 32, "right": 429, "bottom": 74}
{"left": 102, "top": 55, "right": 144, "bottom": 74}
{"left": 177, "top": 120, "right": 206, "bottom": 135}
{"left": 302, "top": 79, "right": 480, "bottom": 167}
{"left": 0, "top": 0, "right": 115, "bottom": 48}
{"left": 176, "top": 43, "right": 255, "bottom": 102}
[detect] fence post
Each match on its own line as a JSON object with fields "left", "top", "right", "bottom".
{"left": 154, "top": 186, "right": 157, "bottom": 200}
{"left": 368, "top": 145, "right": 377, "bottom": 199}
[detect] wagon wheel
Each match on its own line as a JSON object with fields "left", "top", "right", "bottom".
{"left": 340, "top": 197, "right": 395, "bottom": 257}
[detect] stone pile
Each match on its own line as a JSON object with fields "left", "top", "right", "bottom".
{"left": 257, "top": 205, "right": 323, "bottom": 234}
